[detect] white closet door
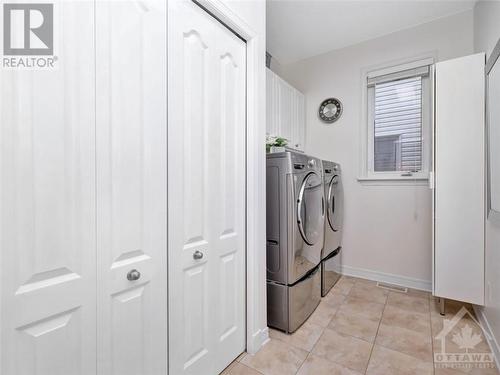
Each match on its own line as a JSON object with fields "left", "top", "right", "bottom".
{"left": 168, "top": 1, "right": 246, "bottom": 374}
{"left": 96, "top": 1, "right": 167, "bottom": 374}
{"left": 212, "top": 19, "right": 246, "bottom": 374}
{"left": 0, "top": 2, "right": 96, "bottom": 375}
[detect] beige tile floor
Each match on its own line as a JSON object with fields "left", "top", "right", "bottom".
{"left": 222, "top": 276, "right": 499, "bottom": 375}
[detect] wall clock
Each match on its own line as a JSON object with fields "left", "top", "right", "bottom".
{"left": 318, "top": 98, "right": 342, "bottom": 123}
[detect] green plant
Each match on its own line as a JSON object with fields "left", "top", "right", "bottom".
{"left": 266, "top": 135, "right": 288, "bottom": 152}
{"left": 274, "top": 137, "right": 288, "bottom": 147}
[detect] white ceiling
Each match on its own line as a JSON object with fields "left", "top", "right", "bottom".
{"left": 267, "top": 0, "right": 476, "bottom": 65}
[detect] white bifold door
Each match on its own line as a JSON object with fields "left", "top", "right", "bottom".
{"left": 0, "top": 2, "right": 96, "bottom": 374}
{"left": 168, "top": 1, "right": 247, "bottom": 374}
{"left": 0, "top": 1, "right": 168, "bottom": 374}
{"left": 95, "top": 0, "right": 168, "bottom": 374}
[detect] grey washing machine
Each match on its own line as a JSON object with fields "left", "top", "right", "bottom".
{"left": 321, "top": 161, "right": 344, "bottom": 297}
{"left": 266, "top": 151, "right": 324, "bottom": 333}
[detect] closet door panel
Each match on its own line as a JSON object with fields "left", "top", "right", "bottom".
{"left": 213, "top": 24, "right": 246, "bottom": 375}
{"left": 0, "top": 2, "right": 96, "bottom": 375}
{"left": 167, "top": 2, "right": 214, "bottom": 374}
{"left": 168, "top": 1, "right": 246, "bottom": 374}
{"left": 96, "top": 1, "right": 167, "bottom": 374}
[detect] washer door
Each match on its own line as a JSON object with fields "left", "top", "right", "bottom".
{"left": 327, "top": 175, "right": 343, "bottom": 232}
{"left": 297, "top": 172, "right": 324, "bottom": 246}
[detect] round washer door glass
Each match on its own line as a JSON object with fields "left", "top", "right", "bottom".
{"left": 327, "top": 175, "right": 343, "bottom": 232}
{"left": 297, "top": 172, "right": 324, "bottom": 245}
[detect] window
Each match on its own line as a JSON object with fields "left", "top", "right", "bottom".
{"left": 362, "top": 58, "right": 433, "bottom": 181}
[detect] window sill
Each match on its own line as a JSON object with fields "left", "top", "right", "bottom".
{"left": 357, "top": 175, "right": 430, "bottom": 186}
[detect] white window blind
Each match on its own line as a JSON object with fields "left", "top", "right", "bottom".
{"left": 373, "top": 76, "right": 423, "bottom": 172}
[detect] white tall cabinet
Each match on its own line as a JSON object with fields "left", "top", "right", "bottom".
{"left": 266, "top": 68, "right": 305, "bottom": 151}
{"left": 433, "top": 53, "right": 485, "bottom": 305}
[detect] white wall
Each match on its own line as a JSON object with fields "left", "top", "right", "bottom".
{"left": 219, "top": 0, "right": 268, "bottom": 353}
{"left": 474, "top": 0, "right": 500, "bottom": 361}
{"left": 269, "top": 57, "right": 287, "bottom": 77}
{"left": 474, "top": 1, "right": 500, "bottom": 57}
{"left": 278, "top": 10, "right": 474, "bottom": 288}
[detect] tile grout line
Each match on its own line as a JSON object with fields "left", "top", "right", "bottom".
{"left": 329, "top": 277, "right": 437, "bottom": 374}
{"left": 429, "top": 294, "right": 436, "bottom": 375}
{"left": 227, "top": 361, "right": 265, "bottom": 375}
{"left": 427, "top": 297, "right": 477, "bottom": 375}
{"left": 363, "top": 290, "right": 389, "bottom": 375}
{"left": 294, "top": 351, "right": 311, "bottom": 375}
{"left": 304, "top": 277, "right": 362, "bottom": 373}
{"left": 269, "top": 281, "right": 351, "bottom": 375}
{"left": 307, "top": 287, "right": 343, "bottom": 357}
{"left": 266, "top": 332, "right": 310, "bottom": 375}
{"left": 325, "top": 288, "right": 344, "bottom": 328}
{"left": 297, "top": 310, "right": 338, "bottom": 375}
{"left": 273, "top": 277, "right": 439, "bottom": 375}
{"left": 371, "top": 297, "right": 435, "bottom": 366}
{"left": 337, "top": 276, "right": 386, "bottom": 375}
{"left": 240, "top": 362, "right": 265, "bottom": 375}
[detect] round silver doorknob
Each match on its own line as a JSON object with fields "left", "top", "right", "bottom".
{"left": 193, "top": 250, "right": 204, "bottom": 260}
{"left": 127, "top": 269, "right": 141, "bottom": 281}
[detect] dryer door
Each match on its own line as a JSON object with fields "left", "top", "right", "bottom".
{"left": 327, "top": 175, "right": 343, "bottom": 232}
{"left": 297, "top": 172, "right": 324, "bottom": 246}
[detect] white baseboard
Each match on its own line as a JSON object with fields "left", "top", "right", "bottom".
{"left": 340, "top": 265, "right": 432, "bottom": 292}
{"left": 473, "top": 305, "right": 500, "bottom": 370}
{"left": 247, "top": 327, "right": 269, "bottom": 355}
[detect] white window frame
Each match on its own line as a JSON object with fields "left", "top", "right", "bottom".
{"left": 359, "top": 56, "right": 435, "bottom": 183}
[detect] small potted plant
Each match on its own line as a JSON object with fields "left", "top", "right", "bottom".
{"left": 266, "top": 135, "right": 288, "bottom": 153}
